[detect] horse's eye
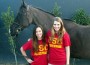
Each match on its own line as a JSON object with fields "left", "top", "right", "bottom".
{"left": 24, "top": 13, "right": 26, "bottom": 15}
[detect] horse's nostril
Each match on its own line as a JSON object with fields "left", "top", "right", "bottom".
{"left": 18, "top": 28, "right": 21, "bottom": 31}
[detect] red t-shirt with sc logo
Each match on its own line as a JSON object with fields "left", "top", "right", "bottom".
{"left": 22, "top": 39, "right": 48, "bottom": 65}
{"left": 46, "top": 30, "right": 71, "bottom": 65}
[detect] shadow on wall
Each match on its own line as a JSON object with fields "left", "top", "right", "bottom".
{"left": 0, "top": 24, "right": 35, "bottom": 64}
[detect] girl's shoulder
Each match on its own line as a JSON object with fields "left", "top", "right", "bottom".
{"left": 47, "top": 30, "right": 51, "bottom": 34}
{"left": 63, "top": 32, "right": 70, "bottom": 38}
{"left": 46, "top": 30, "right": 51, "bottom": 36}
{"left": 28, "top": 38, "right": 33, "bottom": 42}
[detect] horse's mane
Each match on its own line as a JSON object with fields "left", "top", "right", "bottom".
{"left": 63, "top": 19, "right": 73, "bottom": 21}
{"left": 20, "top": 0, "right": 55, "bottom": 16}
{"left": 64, "top": 19, "right": 90, "bottom": 28}
{"left": 29, "top": 5, "right": 55, "bottom": 16}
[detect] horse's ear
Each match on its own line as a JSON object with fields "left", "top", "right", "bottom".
{"left": 21, "top": 0, "right": 27, "bottom": 8}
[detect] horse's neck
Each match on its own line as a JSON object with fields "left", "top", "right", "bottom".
{"left": 29, "top": 7, "right": 54, "bottom": 31}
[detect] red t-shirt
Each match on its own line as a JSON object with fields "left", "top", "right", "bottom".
{"left": 46, "top": 30, "right": 71, "bottom": 65}
{"left": 22, "top": 39, "right": 48, "bottom": 65}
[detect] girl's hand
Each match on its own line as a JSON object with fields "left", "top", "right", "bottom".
{"left": 26, "top": 58, "right": 33, "bottom": 63}
{"left": 66, "top": 64, "right": 70, "bottom": 65}
{"left": 48, "top": 63, "right": 52, "bottom": 65}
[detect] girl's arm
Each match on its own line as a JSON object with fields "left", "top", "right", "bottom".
{"left": 20, "top": 47, "right": 33, "bottom": 63}
{"left": 65, "top": 46, "right": 70, "bottom": 65}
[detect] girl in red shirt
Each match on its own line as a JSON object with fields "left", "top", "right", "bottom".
{"left": 46, "top": 17, "right": 71, "bottom": 65}
{"left": 20, "top": 25, "right": 48, "bottom": 65}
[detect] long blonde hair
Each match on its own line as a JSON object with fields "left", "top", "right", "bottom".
{"left": 51, "top": 17, "right": 66, "bottom": 44}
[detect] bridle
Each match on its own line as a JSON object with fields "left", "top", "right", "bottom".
{"left": 12, "top": 22, "right": 23, "bottom": 33}
{"left": 13, "top": 5, "right": 30, "bottom": 31}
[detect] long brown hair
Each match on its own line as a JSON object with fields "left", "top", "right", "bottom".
{"left": 32, "top": 25, "right": 46, "bottom": 52}
{"left": 51, "top": 17, "right": 66, "bottom": 44}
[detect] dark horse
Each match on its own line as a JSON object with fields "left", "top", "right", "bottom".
{"left": 10, "top": 1, "right": 90, "bottom": 59}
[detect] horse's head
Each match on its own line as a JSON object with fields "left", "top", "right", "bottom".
{"left": 10, "top": 1, "right": 33, "bottom": 36}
